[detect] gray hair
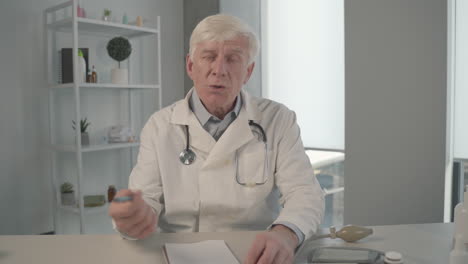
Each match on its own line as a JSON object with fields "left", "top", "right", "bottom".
{"left": 189, "top": 14, "right": 259, "bottom": 64}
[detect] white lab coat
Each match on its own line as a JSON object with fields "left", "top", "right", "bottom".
{"left": 129, "top": 89, "right": 324, "bottom": 240}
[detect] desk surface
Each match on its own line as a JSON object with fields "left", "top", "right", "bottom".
{"left": 305, "top": 150, "right": 345, "bottom": 169}
{"left": 0, "top": 223, "right": 453, "bottom": 264}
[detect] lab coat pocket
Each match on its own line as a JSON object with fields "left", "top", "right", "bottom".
{"left": 236, "top": 141, "right": 269, "bottom": 186}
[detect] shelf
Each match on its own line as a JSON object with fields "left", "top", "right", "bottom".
{"left": 59, "top": 203, "right": 109, "bottom": 215}
{"left": 52, "top": 142, "right": 140, "bottom": 153}
{"left": 47, "top": 17, "right": 159, "bottom": 38}
{"left": 50, "top": 83, "right": 160, "bottom": 89}
{"left": 46, "top": 2, "right": 161, "bottom": 234}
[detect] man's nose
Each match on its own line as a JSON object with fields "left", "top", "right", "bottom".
{"left": 212, "top": 57, "right": 227, "bottom": 76}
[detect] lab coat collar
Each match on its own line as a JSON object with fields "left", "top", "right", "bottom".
{"left": 242, "top": 89, "right": 262, "bottom": 121}
{"left": 171, "top": 88, "right": 195, "bottom": 126}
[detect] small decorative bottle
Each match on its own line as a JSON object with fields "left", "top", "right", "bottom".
{"left": 107, "top": 185, "right": 116, "bottom": 202}
{"left": 78, "top": 49, "right": 86, "bottom": 83}
{"left": 86, "top": 69, "right": 92, "bottom": 83}
{"left": 77, "top": 0, "right": 85, "bottom": 18}
{"left": 91, "top": 65, "right": 98, "bottom": 83}
{"left": 136, "top": 16, "right": 143, "bottom": 26}
{"left": 122, "top": 13, "right": 128, "bottom": 24}
{"left": 77, "top": 0, "right": 83, "bottom": 17}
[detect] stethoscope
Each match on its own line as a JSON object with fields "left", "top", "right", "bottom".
{"left": 179, "top": 120, "right": 269, "bottom": 187}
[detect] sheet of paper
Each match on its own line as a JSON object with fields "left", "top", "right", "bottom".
{"left": 164, "top": 240, "right": 239, "bottom": 264}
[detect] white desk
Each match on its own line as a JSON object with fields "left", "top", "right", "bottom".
{"left": 0, "top": 223, "right": 453, "bottom": 264}
{"left": 298, "top": 223, "right": 453, "bottom": 263}
{"left": 305, "top": 149, "right": 345, "bottom": 169}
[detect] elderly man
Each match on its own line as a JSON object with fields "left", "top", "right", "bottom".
{"left": 109, "top": 14, "right": 324, "bottom": 264}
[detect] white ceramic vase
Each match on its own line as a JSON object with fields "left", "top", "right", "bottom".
{"left": 61, "top": 192, "right": 75, "bottom": 206}
{"left": 111, "top": 68, "right": 128, "bottom": 84}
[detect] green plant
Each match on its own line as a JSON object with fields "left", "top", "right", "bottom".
{"left": 72, "top": 118, "right": 90, "bottom": 133}
{"left": 60, "top": 182, "right": 74, "bottom": 193}
{"left": 106, "top": 36, "right": 132, "bottom": 68}
{"left": 103, "top": 9, "right": 111, "bottom": 17}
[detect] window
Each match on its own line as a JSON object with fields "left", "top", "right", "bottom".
{"left": 451, "top": 0, "right": 468, "bottom": 218}
{"left": 262, "top": 0, "right": 345, "bottom": 227}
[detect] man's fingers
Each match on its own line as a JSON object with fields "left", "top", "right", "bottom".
{"left": 244, "top": 234, "right": 267, "bottom": 264}
{"left": 111, "top": 203, "right": 137, "bottom": 219}
{"left": 243, "top": 230, "right": 296, "bottom": 264}
{"left": 117, "top": 202, "right": 151, "bottom": 234}
{"left": 272, "top": 247, "right": 289, "bottom": 264}
{"left": 132, "top": 190, "right": 143, "bottom": 201}
{"left": 132, "top": 206, "right": 153, "bottom": 236}
{"left": 257, "top": 240, "right": 280, "bottom": 264}
{"left": 134, "top": 221, "right": 155, "bottom": 239}
{"left": 109, "top": 189, "right": 131, "bottom": 217}
{"left": 109, "top": 189, "right": 145, "bottom": 219}
{"left": 108, "top": 189, "right": 158, "bottom": 238}
{"left": 115, "top": 189, "right": 133, "bottom": 198}
{"left": 134, "top": 211, "right": 157, "bottom": 239}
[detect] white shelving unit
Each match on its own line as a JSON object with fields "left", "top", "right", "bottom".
{"left": 44, "top": 0, "right": 161, "bottom": 234}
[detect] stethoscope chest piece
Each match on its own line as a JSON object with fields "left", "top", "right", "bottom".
{"left": 179, "top": 148, "right": 196, "bottom": 165}
{"left": 180, "top": 125, "right": 196, "bottom": 165}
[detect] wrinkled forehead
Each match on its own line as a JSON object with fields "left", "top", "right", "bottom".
{"left": 195, "top": 37, "right": 250, "bottom": 56}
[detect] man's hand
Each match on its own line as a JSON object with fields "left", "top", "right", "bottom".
{"left": 244, "top": 225, "right": 299, "bottom": 264}
{"left": 108, "top": 189, "right": 158, "bottom": 239}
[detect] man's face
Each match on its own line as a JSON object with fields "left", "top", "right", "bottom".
{"left": 186, "top": 36, "right": 255, "bottom": 116}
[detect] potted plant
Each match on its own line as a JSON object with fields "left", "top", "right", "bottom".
{"left": 102, "top": 9, "right": 111, "bottom": 21}
{"left": 106, "top": 36, "right": 132, "bottom": 84}
{"left": 72, "top": 118, "right": 91, "bottom": 145}
{"left": 60, "top": 182, "right": 75, "bottom": 206}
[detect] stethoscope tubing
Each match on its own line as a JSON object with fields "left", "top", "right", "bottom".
{"left": 179, "top": 121, "right": 269, "bottom": 187}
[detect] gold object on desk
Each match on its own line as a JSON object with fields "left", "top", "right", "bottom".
{"left": 84, "top": 195, "right": 106, "bottom": 207}
{"left": 314, "top": 225, "right": 374, "bottom": 243}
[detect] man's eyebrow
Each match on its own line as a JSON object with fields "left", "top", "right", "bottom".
{"left": 228, "top": 48, "right": 244, "bottom": 54}
{"left": 198, "top": 48, "right": 246, "bottom": 57}
{"left": 200, "top": 49, "right": 216, "bottom": 54}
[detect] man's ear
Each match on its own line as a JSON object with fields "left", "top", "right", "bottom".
{"left": 186, "top": 54, "right": 194, "bottom": 80}
{"left": 243, "top": 62, "right": 255, "bottom": 84}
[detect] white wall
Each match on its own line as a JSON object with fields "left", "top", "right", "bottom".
{"left": 0, "top": 0, "right": 184, "bottom": 235}
{"left": 344, "top": 0, "right": 447, "bottom": 225}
